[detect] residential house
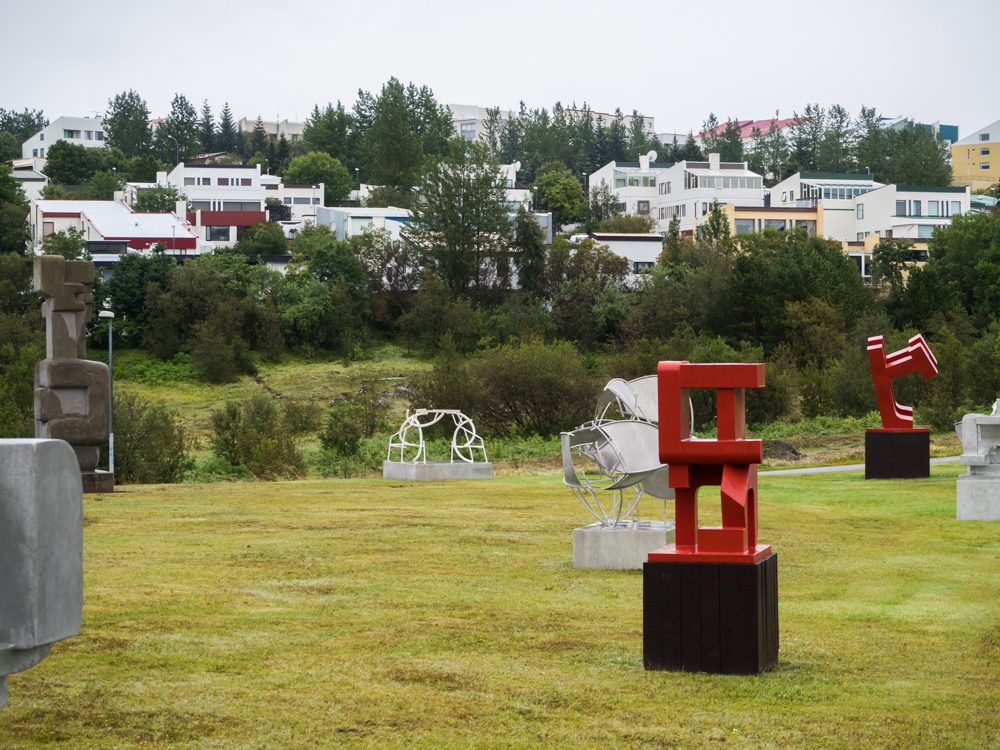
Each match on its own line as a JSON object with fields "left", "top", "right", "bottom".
{"left": 588, "top": 151, "right": 674, "bottom": 223}
{"left": 882, "top": 116, "right": 959, "bottom": 144}
{"left": 316, "top": 206, "right": 412, "bottom": 242}
{"left": 696, "top": 117, "right": 801, "bottom": 146}
{"left": 237, "top": 118, "right": 305, "bottom": 143}
{"left": 448, "top": 104, "right": 654, "bottom": 142}
{"left": 952, "top": 118, "right": 1000, "bottom": 192}
{"left": 21, "top": 116, "right": 105, "bottom": 159}
{"left": 9, "top": 157, "right": 49, "bottom": 201}
{"left": 768, "top": 172, "right": 883, "bottom": 241}
{"left": 854, "top": 184, "right": 970, "bottom": 245}
{"left": 585, "top": 233, "right": 663, "bottom": 286}
{"left": 260, "top": 175, "right": 325, "bottom": 222}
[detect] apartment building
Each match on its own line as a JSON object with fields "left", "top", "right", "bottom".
{"left": 952, "top": 118, "right": 999, "bottom": 192}
{"left": 854, "top": 184, "right": 970, "bottom": 243}
{"left": 237, "top": 118, "right": 304, "bottom": 142}
{"left": 21, "top": 116, "right": 105, "bottom": 159}
{"left": 768, "top": 172, "right": 883, "bottom": 241}
{"left": 260, "top": 175, "right": 325, "bottom": 222}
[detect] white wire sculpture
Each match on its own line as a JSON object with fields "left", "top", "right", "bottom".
{"left": 562, "top": 376, "right": 680, "bottom": 528}
{"left": 387, "top": 409, "right": 488, "bottom": 464}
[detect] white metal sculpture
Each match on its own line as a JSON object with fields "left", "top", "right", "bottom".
{"left": 562, "top": 376, "right": 677, "bottom": 528}
{"left": 387, "top": 409, "right": 488, "bottom": 464}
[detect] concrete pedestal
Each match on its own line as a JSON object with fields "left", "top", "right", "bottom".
{"left": 957, "top": 474, "right": 1000, "bottom": 520}
{"left": 382, "top": 460, "right": 492, "bottom": 481}
{"left": 865, "top": 429, "right": 930, "bottom": 479}
{"left": 82, "top": 470, "right": 114, "bottom": 494}
{"left": 573, "top": 521, "right": 675, "bottom": 570}
{"left": 643, "top": 553, "right": 778, "bottom": 674}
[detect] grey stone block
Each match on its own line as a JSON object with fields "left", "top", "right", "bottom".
{"left": 957, "top": 474, "right": 1000, "bottom": 521}
{"left": 0, "top": 439, "right": 83, "bottom": 707}
{"left": 573, "top": 521, "right": 676, "bottom": 570}
{"left": 382, "top": 460, "right": 493, "bottom": 481}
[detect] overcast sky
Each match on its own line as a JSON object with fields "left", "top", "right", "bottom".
{"left": 5, "top": 0, "right": 997, "bottom": 140}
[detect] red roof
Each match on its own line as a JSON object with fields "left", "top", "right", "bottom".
{"left": 697, "top": 117, "right": 804, "bottom": 141}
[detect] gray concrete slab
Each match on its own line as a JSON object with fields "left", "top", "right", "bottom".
{"left": 957, "top": 474, "right": 1000, "bottom": 520}
{"left": 573, "top": 521, "right": 676, "bottom": 570}
{"left": 760, "top": 456, "right": 960, "bottom": 476}
{"left": 382, "top": 461, "right": 493, "bottom": 481}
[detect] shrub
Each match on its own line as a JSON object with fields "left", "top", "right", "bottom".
{"left": 319, "top": 405, "right": 363, "bottom": 456}
{"left": 208, "top": 394, "right": 306, "bottom": 479}
{"left": 348, "top": 362, "right": 393, "bottom": 438}
{"left": 126, "top": 353, "right": 198, "bottom": 384}
{"left": 113, "top": 391, "right": 193, "bottom": 484}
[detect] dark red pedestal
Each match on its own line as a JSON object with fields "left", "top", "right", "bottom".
{"left": 643, "top": 553, "right": 778, "bottom": 674}
{"left": 864, "top": 428, "right": 930, "bottom": 479}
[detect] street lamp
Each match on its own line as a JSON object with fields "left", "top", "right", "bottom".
{"left": 167, "top": 134, "right": 179, "bottom": 166}
{"left": 355, "top": 168, "right": 360, "bottom": 203}
{"left": 532, "top": 185, "right": 538, "bottom": 212}
{"left": 582, "top": 171, "right": 588, "bottom": 194}
{"left": 98, "top": 310, "right": 115, "bottom": 478}
{"left": 312, "top": 184, "right": 317, "bottom": 222}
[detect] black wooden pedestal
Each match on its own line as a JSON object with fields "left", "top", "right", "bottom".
{"left": 864, "top": 429, "right": 930, "bottom": 479}
{"left": 643, "top": 553, "right": 778, "bottom": 674}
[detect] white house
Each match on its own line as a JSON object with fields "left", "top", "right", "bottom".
{"left": 316, "top": 206, "right": 412, "bottom": 242}
{"left": 587, "top": 232, "right": 663, "bottom": 285}
{"left": 260, "top": 175, "right": 324, "bottom": 222}
{"left": 237, "top": 118, "right": 304, "bottom": 143}
{"left": 21, "top": 116, "right": 106, "bottom": 159}
{"left": 768, "top": 172, "right": 883, "bottom": 241}
{"left": 854, "top": 185, "right": 970, "bottom": 243}
{"left": 588, "top": 151, "right": 674, "bottom": 221}
{"left": 160, "top": 162, "right": 265, "bottom": 212}
{"left": 9, "top": 157, "right": 49, "bottom": 201}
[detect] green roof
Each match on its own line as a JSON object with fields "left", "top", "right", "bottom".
{"left": 801, "top": 172, "right": 872, "bottom": 180}
{"left": 896, "top": 185, "right": 968, "bottom": 193}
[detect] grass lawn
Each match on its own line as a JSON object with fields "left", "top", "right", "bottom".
{"left": 3, "top": 466, "right": 997, "bottom": 748}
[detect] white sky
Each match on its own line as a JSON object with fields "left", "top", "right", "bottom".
{"left": 5, "top": 0, "right": 997, "bottom": 140}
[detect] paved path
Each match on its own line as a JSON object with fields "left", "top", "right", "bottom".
{"left": 759, "top": 456, "right": 961, "bottom": 476}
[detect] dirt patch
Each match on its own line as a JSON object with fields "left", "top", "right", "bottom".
{"left": 763, "top": 440, "right": 806, "bottom": 461}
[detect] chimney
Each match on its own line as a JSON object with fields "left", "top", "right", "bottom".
{"left": 156, "top": 171, "right": 167, "bottom": 186}
{"left": 709, "top": 152, "right": 721, "bottom": 170}
{"left": 175, "top": 200, "right": 186, "bottom": 216}
{"left": 639, "top": 153, "right": 650, "bottom": 171}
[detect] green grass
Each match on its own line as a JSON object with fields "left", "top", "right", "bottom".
{"left": 1, "top": 464, "right": 998, "bottom": 748}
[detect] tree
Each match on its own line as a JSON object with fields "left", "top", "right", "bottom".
{"left": 513, "top": 206, "right": 546, "bottom": 298}
{"left": 250, "top": 116, "right": 269, "bottom": 157}
{"left": 536, "top": 167, "right": 586, "bottom": 231}
{"left": 302, "top": 103, "right": 352, "bottom": 166}
{"left": 85, "top": 170, "right": 122, "bottom": 200}
{"left": 0, "top": 165, "right": 29, "bottom": 255}
{"left": 0, "top": 108, "right": 48, "bottom": 141}
{"left": 677, "top": 132, "right": 703, "bottom": 161}
{"left": 599, "top": 214, "right": 657, "bottom": 233}
{"left": 0, "top": 132, "right": 19, "bottom": 162}
{"left": 589, "top": 180, "right": 621, "bottom": 224}
{"left": 216, "top": 102, "right": 239, "bottom": 155}
{"left": 885, "top": 124, "right": 953, "bottom": 186}
{"left": 43, "top": 140, "right": 107, "bottom": 185}
{"left": 198, "top": 100, "right": 215, "bottom": 154}
{"left": 282, "top": 152, "right": 354, "bottom": 205}
{"left": 409, "top": 138, "right": 514, "bottom": 300}
{"left": 816, "top": 104, "right": 854, "bottom": 174}
{"left": 134, "top": 184, "right": 187, "bottom": 213}
{"left": 104, "top": 90, "right": 152, "bottom": 159}
{"left": 152, "top": 94, "right": 200, "bottom": 166}
{"left": 719, "top": 118, "right": 745, "bottom": 162}
{"left": 41, "top": 227, "right": 88, "bottom": 259}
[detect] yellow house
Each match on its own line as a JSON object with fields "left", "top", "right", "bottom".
{"left": 715, "top": 202, "right": 824, "bottom": 241}
{"left": 952, "top": 118, "right": 1000, "bottom": 192}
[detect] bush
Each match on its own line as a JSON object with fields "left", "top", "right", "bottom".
{"left": 319, "top": 405, "right": 363, "bottom": 455}
{"left": 347, "top": 362, "right": 393, "bottom": 438}
{"left": 126, "top": 353, "right": 198, "bottom": 384}
{"left": 113, "top": 391, "right": 193, "bottom": 484}
{"left": 208, "top": 394, "right": 306, "bottom": 479}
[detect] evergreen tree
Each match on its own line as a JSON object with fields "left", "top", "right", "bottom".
{"left": 216, "top": 102, "right": 238, "bottom": 155}
{"left": 275, "top": 133, "right": 290, "bottom": 175}
{"left": 719, "top": 119, "right": 745, "bottom": 162}
{"left": 104, "top": 90, "right": 152, "bottom": 159}
{"left": 251, "top": 115, "right": 269, "bottom": 157}
{"left": 678, "top": 132, "right": 703, "bottom": 161}
{"left": 513, "top": 206, "right": 547, "bottom": 298}
{"left": 153, "top": 94, "right": 200, "bottom": 166}
{"left": 302, "top": 102, "right": 353, "bottom": 168}
{"left": 199, "top": 100, "right": 215, "bottom": 153}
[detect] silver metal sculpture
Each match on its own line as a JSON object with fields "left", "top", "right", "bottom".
{"left": 562, "top": 377, "right": 677, "bottom": 528}
{"left": 387, "top": 409, "right": 488, "bottom": 464}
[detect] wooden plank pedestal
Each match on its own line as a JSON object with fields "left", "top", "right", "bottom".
{"left": 865, "top": 429, "right": 930, "bottom": 479}
{"left": 643, "top": 553, "right": 778, "bottom": 674}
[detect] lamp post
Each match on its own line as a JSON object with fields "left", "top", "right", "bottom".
{"left": 355, "top": 168, "right": 360, "bottom": 204}
{"left": 98, "top": 310, "right": 115, "bottom": 478}
{"left": 167, "top": 134, "right": 179, "bottom": 166}
{"left": 312, "top": 184, "right": 317, "bottom": 223}
{"left": 532, "top": 185, "right": 538, "bottom": 212}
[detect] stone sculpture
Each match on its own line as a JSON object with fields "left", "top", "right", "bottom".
{"left": 33, "top": 255, "right": 112, "bottom": 493}
{"left": 383, "top": 409, "right": 492, "bottom": 480}
{"left": 0, "top": 439, "right": 84, "bottom": 706}
{"left": 865, "top": 334, "right": 938, "bottom": 479}
{"left": 644, "top": 361, "right": 778, "bottom": 675}
{"left": 955, "top": 400, "right": 1000, "bottom": 521}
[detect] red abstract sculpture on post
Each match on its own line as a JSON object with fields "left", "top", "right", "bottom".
{"left": 649, "top": 362, "right": 769, "bottom": 564}
{"left": 867, "top": 335, "right": 938, "bottom": 429}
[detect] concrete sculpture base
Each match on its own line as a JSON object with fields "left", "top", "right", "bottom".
{"left": 382, "top": 460, "right": 493, "bottom": 481}
{"left": 82, "top": 470, "right": 114, "bottom": 494}
{"left": 573, "top": 521, "right": 676, "bottom": 570}
{"left": 865, "top": 429, "right": 930, "bottom": 479}
{"left": 957, "top": 474, "right": 1000, "bottom": 520}
{"left": 643, "top": 553, "right": 778, "bottom": 674}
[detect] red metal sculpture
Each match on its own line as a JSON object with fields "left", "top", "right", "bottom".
{"left": 867, "top": 335, "right": 938, "bottom": 429}
{"left": 650, "top": 362, "right": 769, "bottom": 563}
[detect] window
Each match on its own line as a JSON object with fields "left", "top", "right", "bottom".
{"left": 781, "top": 192, "right": 787, "bottom": 202}
{"left": 982, "top": 148, "right": 991, "bottom": 156}
{"left": 293, "top": 197, "right": 311, "bottom": 204}
{"left": 184, "top": 177, "right": 195, "bottom": 186}
{"left": 951, "top": 201, "right": 961, "bottom": 215}
{"left": 981, "top": 133, "right": 990, "bottom": 141}
{"left": 241, "top": 178, "right": 252, "bottom": 186}
{"left": 858, "top": 232, "right": 865, "bottom": 241}
{"left": 42, "top": 221, "right": 54, "bottom": 237}
{"left": 460, "top": 122, "right": 476, "bottom": 139}
{"left": 313, "top": 197, "right": 321, "bottom": 204}
{"left": 637, "top": 200, "right": 650, "bottom": 214}
{"left": 982, "top": 162, "right": 991, "bottom": 170}
{"left": 642, "top": 176, "right": 651, "bottom": 187}
{"left": 39, "top": 148, "right": 43, "bottom": 157}
{"left": 702, "top": 202, "right": 708, "bottom": 216}
{"left": 265, "top": 184, "right": 278, "bottom": 190}
{"left": 191, "top": 201, "right": 210, "bottom": 212}
{"left": 857, "top": 204, "right": 864, "bottom": 220}
{"left": 629, "top": 178, "right": 639, "bottom": 187}
{"left": 633, "top": 261, "right": 654, "bottom": 274}
{"left": 39, "top": 133, "right": 44, "bottom": 141}
{"left": 896, "top": 200, "right": 907, "bottom": 216}
{"left": 838, "top": 188, "right": 846, "bottom": 199}
{"left": 928, "top": 200, "right": 939, "bottom": 216}
{"left": 616, "top": 179, "right": 626, "bottom": 188}
{"left": 95, "top": 131, "right": 103, "bottom": 141}
{"left": 735, "top": 219, "right": 754, "bottom": 234}
{"left": 795, "top": 220, "right": 816, "bottom": 236}
{"left": 85, "top": 131, "right": 93, "bottom": 140}
{"left": 218, "top": 178, "right": 229, "bottom": 186}
{"left": 32, "top": 149, "right": 37, "bottom": 157}
{"left": 912, "top": 200, "right": 921, "bottom": 217}
{"left": 764, "top": 219, "right": 786, "bottom": 231}
{"left": 283, "top": 197, "right": 292, "bottom": 204}
{"left": 823, "top": 188, "right": 831, "bottom": 199}
{"left": 63, "top": 129, "right": 80, "bottom": 139}
{"left": 667, "top": 181, "right": 671, "bottom": 194}
{"left": 198, "top": 177, "right": 211, "bottom": 186}
{"left": 207, "top": 226, "right": 230, "bottom": 242}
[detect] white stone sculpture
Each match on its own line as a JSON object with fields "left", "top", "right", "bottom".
{"left": 383, "top": 409, "right": 492, "bottom": 481}
{"left": 955, "top": 399, "right": 1000, "bottom": 520}
{"left": 0, "top": 439, "right": 83, "bottom": 706}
